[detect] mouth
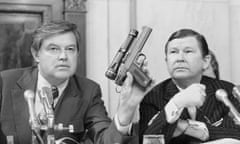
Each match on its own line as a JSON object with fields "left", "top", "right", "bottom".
{"left": 56, "top": 65, "right": 70, "bottom": 69}
{"left": 174, "top": 67, "right": 188, "bottom": 71}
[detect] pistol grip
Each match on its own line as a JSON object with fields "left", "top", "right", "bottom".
{"left": 115, "top": 63, "right": 151, "bottom": 89}
{"left": 129, "top": 63, "right": 152, "bottom": 89}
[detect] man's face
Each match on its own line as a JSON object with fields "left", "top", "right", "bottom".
{"left": 32, "top": 32, "right": 78, "bottom": 84}
{"left": 165, "top": 36, "right": 210, "bottom": 81}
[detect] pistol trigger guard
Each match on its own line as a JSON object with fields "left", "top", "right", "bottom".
{"left": 136, "top": 53, "right": 146, "bottom": 67}
{"left": 138, "top": 53, "right": 146, "bottom": 58}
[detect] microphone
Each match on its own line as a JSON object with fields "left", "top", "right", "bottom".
{"left": 24, "top": 90, "right": 40, "bottom": 129}
{"left": 40, "top": 87, "right": 54, "bottom": 113}
{"left": 232, "top": 85, "right": 240, "bottom": 103}
{"left": 24, "top": 90, "right": 44, "bottom": 144}
{"left": 39, "top": 87, "right": 55, "bottom": 144}
{"left": 215, "top": 89, "right": 240, "bottom": 123}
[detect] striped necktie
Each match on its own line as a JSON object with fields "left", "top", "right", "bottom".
{"left": 51, "top": 85, "right": 59, "bottom": 108}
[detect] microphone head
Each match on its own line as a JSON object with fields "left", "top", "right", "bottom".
{"left": 233, "top": 85, "right": 240, "bottom": 98}
{"left": 24, "top": 89, "right": 35, "bottom": 100}
{"left": 215, "top": 89, "right": 228, "bottom": 102}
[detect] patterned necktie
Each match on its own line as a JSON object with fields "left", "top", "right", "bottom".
{"left": 51, "top": 85, "right": 59, "bottom": 109}
{"left": 51, "top": 85, "right": 59, "bottom": 100}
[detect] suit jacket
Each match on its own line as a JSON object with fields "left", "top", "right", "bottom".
{"left": 139, "top": 76, "right": 240, "bottom": 144}
{"left": 0, "top": 66, "right": 132, "bottom": 144}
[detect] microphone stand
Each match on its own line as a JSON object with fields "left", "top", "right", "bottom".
{"left": 216, "top": 89, "right": 240, "bottom": 124}
{"left": 40, "top": 87, "right": 74, "bottom": 144}
{"left": 24, "top": 90, "right": 44, "bottom": 144}
{"left": 40, "top": 88, "right": 55, "bottom": 144}
{"left": 25, "top": 89, "right": 75, "bottom": 144}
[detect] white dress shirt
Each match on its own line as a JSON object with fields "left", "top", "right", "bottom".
{"left": 35, "top": 72, "right": 69, "bottom": 119}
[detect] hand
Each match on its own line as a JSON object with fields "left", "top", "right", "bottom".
{"left": 184, "top": 119, "right": 209, "bottom": 141}
{"left": 116, "top": 55, "right": 154, "bottom": 126}
{"left": 117, "top": 72, "right": 154, "bottom": 126}
{"left": 172, "top": 84, "right": 206, "bottom": 108}
{"left": 173, "top": 119, "right": 189, "bottom": 137}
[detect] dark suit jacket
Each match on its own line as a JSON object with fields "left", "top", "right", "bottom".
{"left": 0, "top": 66, "right": 132, "bottom": 144}
{"left": 139, "top": 76, "right": 240, "bottom": 144}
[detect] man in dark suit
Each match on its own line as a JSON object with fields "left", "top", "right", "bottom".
{"left": 0, "top": 21, "right": 147, "bottom": 144}
{"left": 139, "top": 29, "right": 240, "bottom": 144}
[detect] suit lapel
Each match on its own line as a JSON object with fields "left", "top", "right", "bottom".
{"left": 54, "top": 76, "right": 86, "bottom": 139}
{"left": 198, "top": 77, "right": 216, "bottom": 120}
{"left": 54, "top": 76, "right": 83, "bottom": 122}
{"left": 164, "top": 79, "right": 179, "bottom": 101}
{"left": 11, "top": 67, "right": 38, "bottom": 143}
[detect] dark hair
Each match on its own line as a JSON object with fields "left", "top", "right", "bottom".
{"left": 31, "top": 20, "right": 81, "bottom": 52}
{"left": 209, "top": 50, "right": 220, "bottom": 79}
{"left": 164, "top": 29, "right": 209, "bottom": 57}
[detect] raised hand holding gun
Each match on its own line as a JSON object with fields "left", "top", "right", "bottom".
{"left": 105, "top": 26, "right": 152, "bottom": 89}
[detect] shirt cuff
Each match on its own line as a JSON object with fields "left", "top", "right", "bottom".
{"left": 165, "top": 100, "right": 183, "bottom": 123}
{"left": 114, "top": 114, "right": 132, "bottom": 135}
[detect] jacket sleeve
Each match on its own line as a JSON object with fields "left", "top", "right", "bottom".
{"left": 207, "top": 115, "right": 240, "bottom": 140}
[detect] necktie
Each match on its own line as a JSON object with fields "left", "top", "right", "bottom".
{"left": 51, "top": 85, "right": 59, "bottom": 108}
{"left": 51, "top": 85, "right": 59, "bottom": 100}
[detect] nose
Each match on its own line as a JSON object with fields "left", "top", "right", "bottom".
{"left": 176, "top": 51, "right": 185, "bottom": 61}
{"left": 58, "top": 50, "right": 68, "bottom": 61}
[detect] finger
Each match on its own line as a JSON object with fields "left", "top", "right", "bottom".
{"left": 136, "top": 54, "right": 146, "bottom": 68}
{"left": 200, "top": 90, "right": 206, "bottom": 97}
{"left": 197, "top": 84, "right": 206, "bottom": 97}
{"left": 141, "top": 59, "right": 148, "bottom": 67}
{"left": 124, "top": 72, "right": 134, "bottom": 88}
{"left": 141, "top": 65, "right": 149, "bottom": 74}
{"left": 199, "top": 84, "right": 206, "bottom": 91}
{"left": 136, "top": 54, "right": 146, "bottom": 63}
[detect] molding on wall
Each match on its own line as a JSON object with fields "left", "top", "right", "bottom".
{"left": 0, "top": 3, "right": 52, "bottom": 23}
{"left": 64, "top": 0, "right": 87, "bottom": 13}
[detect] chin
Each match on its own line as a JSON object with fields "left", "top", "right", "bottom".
{"left": 55, "top": 72, "right": 74, "bottom": 79}
{"left": 172, "top": 73, "right": 191, "bottom": 79}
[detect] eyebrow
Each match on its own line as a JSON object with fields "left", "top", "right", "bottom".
{"left": 47, "top": 43, "right": 58, "bottom": 47}
{"left": 46, "top": 43, "right": 77, "bottom": 48}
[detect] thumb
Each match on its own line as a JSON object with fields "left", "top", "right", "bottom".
{"left": 123, "top": 72, "right": 134, "bottom": 88}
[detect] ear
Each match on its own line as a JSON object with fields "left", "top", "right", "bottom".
{"left": 203, "top": 54, "right": 211, "bottom": 70}
{"left": 31, "top": 47, "right": 40, "bottom": 63}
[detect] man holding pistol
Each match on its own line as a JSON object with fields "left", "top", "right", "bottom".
{"left": 0, "top": 20, "right": 149, "bottom": 144}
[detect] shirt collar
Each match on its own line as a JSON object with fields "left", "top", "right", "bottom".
{"left": 37, "top": 72, "right": 69, "bottom": 97}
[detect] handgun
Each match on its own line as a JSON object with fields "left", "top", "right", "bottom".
{"left": 105, "top": 26, "right": 152, "bottom": 89}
